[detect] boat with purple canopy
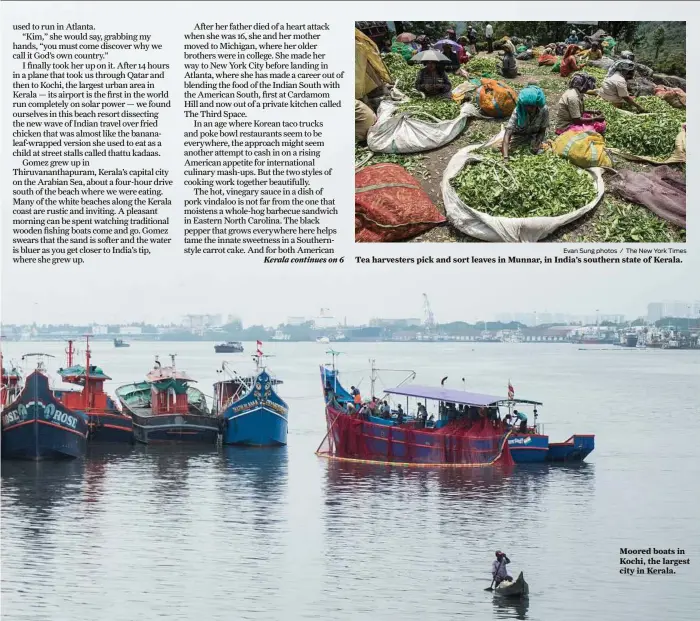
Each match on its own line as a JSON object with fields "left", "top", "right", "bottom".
{"left": 319, "top": 357, "right": 594, "bottom": 465}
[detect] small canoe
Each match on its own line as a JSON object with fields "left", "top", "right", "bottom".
{"left": 494, "top": 572, "right": 529, "bottom": 598}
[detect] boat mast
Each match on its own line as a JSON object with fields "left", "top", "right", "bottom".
{"left": 84, "top": 334, "right": 91, "bottom": 410}
{"left": 66, "top": 339, "right": 74, "bottom": 367}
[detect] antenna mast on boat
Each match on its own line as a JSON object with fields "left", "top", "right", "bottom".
{"left": 84, "top": 334, "right": 91, "bottom": 409}
{"left": 370, "top": 359, "right": 376, "bottom": 399}
{"left": 170, "top": 354, "right": 176, "bottom": 369}
{"left": 66, "top": 339, "right": 74, "bottom": 367}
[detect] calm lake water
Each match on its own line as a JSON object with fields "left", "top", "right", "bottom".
{"left": 2, "top": 341, "right": 699, "bottom": 621}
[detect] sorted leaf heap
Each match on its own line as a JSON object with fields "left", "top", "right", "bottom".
{"left": 465, "top": 56, "right": 498, "bottom": 75}
{"left": 395, "top": 98, "right": 462, "bottom": 120}
{"left": 592, "top": 97, "right": 685, "bottom": 159}
{"left": 451, "top": 150, "right": 597, "bottom": 218}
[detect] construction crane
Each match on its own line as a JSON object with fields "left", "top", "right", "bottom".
{"left": 422, "top": 294, "right": 435, "bottom": 331}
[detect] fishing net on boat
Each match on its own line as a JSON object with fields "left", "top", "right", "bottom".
{"left": 318, "top": 405, "right": 514, "bottom": 467}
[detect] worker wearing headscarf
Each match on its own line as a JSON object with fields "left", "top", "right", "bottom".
{"left": 502, "top": 85, "right": 549, "bottom": 161}
{"left": 497, "top": 39, "right": 518, "bottom": 79}
{"left": 555, "top": 73, "right": 606, "bottom": 134}
{"left": 599, "top": 60, "right": 645, "bottom": 112}
{"left": 560, "top": 45, "right": 583, "bottom": 78}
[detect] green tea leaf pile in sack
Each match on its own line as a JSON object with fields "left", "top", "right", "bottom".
{"left": 548, "top": 129, "right": 612, "bottom": 168}
{"left": 383, "top": 52, "right": 420, "bottom": 92}
{"left": 465, "top": 56, "right": 498, "bottom": 76}
{"left": 594, "top": 97, "right": 686, "bottom": 164}
{"left": 516, "top": 44, "right": 528, "bottom": 54}
{"left": 355, "top": 163, "right": 446, "bottom": 242}
{"left": 551, "top": 59, "right": 561, "bottom": 73}
{"left": 441, "top": 130, "right": 605, "bottom": 242}
{"left": 475, "top": 79, "right": 517, "bottom": 118}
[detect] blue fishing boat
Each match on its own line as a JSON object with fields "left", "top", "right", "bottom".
{"left": 54, "top": 338, "right": 133, "bottom": 443}
{"left": 1, "top": 356, "right": 89, "bottom": 460}
{"left": 501, "top": 399, "right": 595, "bottom": 463}
{"left": 214, "top": 346, "right": 288, "bottom": 446}
{"left": 116, "top": 355, "right": 219, "bottom": 445}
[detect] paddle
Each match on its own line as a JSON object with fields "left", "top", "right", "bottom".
{"left": 485, "top": 557, "right": 505, "bottom": 591}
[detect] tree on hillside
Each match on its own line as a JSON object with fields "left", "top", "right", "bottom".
{"left": 653, "top": 26, "right": 666, "bottom": 59}
{"left": 599, "top": 21, "right": 640, "bottom": 44}
{"left": 394, "top": 22, "right": 454, "bottom": 41}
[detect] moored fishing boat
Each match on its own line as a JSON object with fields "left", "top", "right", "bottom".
{"left": 214, "top": 341, "right": 244, "bottom": 353}
{"left": 116, "top": 355, "right": 218, "bottom": 444}
{"left": 318, "top": 356, "right": 513, "bottom": 467}
{"left": 503, "top": 395, "right": 595, "bottom": 463}
{"left": 1, "top": 355, "right": 88, "bottom": 460}
{"left": 1, "top": 351, "right": 23, "bottom": 409}
{"left": 494, "top": 572, "right": 529, "bottom": 598}
{"left": 114, "top": 338, "right": 130, "bottom": 348}
{"left": 55, "top": 338, "right": 133, "bottom": 443}
{"left": 319, "top": 356, "right": 594, "bottom": 465}
{"left": 214, "top": 343, "right": 288, "bottom": 446}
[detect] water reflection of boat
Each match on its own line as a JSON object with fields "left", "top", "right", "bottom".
{"left": 221, "top": 445, "right": 289, "bottom": 492}
{"left": 493, "top": 593, "right": 530, "bottom": 620}
{"left": 0, "top": 458, "right": 86, "bottom": 521}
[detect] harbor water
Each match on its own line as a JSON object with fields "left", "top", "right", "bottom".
{"left": 2, "top": 342, "right": 699, "bottom": 621}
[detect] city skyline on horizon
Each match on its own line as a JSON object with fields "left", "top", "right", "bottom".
{"left": 2, "top": 298, "right": 699, "bottom": 330}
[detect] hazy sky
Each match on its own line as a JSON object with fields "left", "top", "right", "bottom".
{"left": 2, "top": 258, "right": 699, "bottom": 326}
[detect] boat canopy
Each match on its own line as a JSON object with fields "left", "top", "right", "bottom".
{"left": 384, "top": 385, "right": 503, "bottom": 406}
{"left": 384, "top": 385, "right": 543, "bottom": 407}
{"left": 146, "top": 367, "right": 196, "bottom": 383}
{"left": 59, "top": 365, "right": 112, "bottom": 381}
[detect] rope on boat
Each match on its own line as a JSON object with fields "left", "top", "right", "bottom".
{"left": 315, "top": 429, "right": 514, "bottom": 469}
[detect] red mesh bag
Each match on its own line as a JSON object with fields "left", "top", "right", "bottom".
{"left": 321, "top": 404, "right": 514, "bottom": 467}
{"left": 355, "top": 163, "right": 446, "bottom": 242}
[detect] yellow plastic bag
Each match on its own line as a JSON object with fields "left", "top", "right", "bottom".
{"left": 355, "top": 29, "right": 391, "bottom": 99}
{"left": 550, "top": 129, "right": 612, "bottom": 168}
{"left": 451, "top": 81, "right": 478, "bottom": 105}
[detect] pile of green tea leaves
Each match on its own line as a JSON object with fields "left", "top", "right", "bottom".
{"left": 466, "top": 56, "right": 498, "bottom": 75}
{"left": 382, "top": 53, "right": 420, "bottom": 92}
{"left": 395, "top": 98, "right": 461, "bottom": 120}
{"left": 592, "top": 97, "right": 685, "bottom": 159}
{"left": 354, "top": 145, "right": 428, "bottom": 178}
{"left": 383, "top": 52, "right": 468, "bottom": 92}
{"left": 593, "top": 197, "right": 686, "bottom": 243}
{"left": 451, "top": 150, "right": 597, "bottom": 218}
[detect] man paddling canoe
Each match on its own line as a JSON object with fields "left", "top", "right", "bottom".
{"left": 492, "top": 551, "right": 513, "bottom": 586}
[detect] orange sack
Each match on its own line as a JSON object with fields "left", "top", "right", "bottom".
{"left": 475, "top": 79, "right": 518, "bottom": 118}
{"left": 355, "top": 163, "right": 446, "bottom": 242}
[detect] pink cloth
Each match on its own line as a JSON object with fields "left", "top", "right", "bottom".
{"left": 556, "top": 121, "right": 607, "bottom": 135}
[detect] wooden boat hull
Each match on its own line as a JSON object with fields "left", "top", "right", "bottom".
{"left": 508, "top": 433, "right": 549, "bottom": 463}
{"left": 509, "top": 433, "right": 595, "bottom": 463}
{"left": 215, "top": 345, "right": 244, "bottom": 353}
{"left": 221, "top": 371, "right": 288, "bottom": 446}
{"left": 548, "top": 434, "right": 595, "bottom": 462}
{"left": 1, "top": 371, "right": 88, "bottom": 460}
{"left": 86, "top": 411, "right": 134, "bottom": 443}
{"left": 128, "top": 411, "right": 219, "bottom": 445}
{"left": 494, "top": 572, "right": 529, "bottom": 598}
